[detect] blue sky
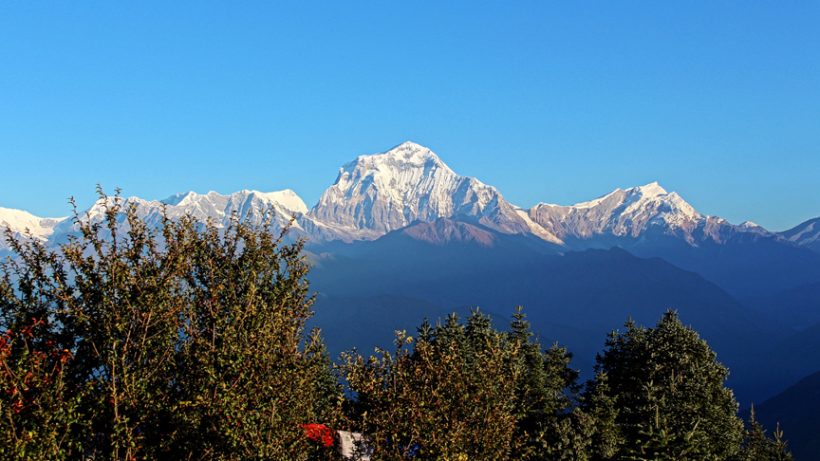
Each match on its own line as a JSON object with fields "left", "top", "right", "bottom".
{"left": 1, "top": 2, "right": 818, "bottom": 230}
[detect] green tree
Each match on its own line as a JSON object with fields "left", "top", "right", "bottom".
{"left": 342, "top": 311, "right": 521, "bottom": 460}
{"left": 576, "top": 371, "right": 623, "bottom": 460}
{"left": 342, "top": 308, "right": 583, "bottom": 461}
{"left": 733, "top": 407, "right": 792, "bottom": 461}
{"left": 508, "top": 306, "right": 584, "bottom": 460}
{"left": 0, "top": 190, "right": 341, "bottom": 460}
{"left": 0, "top": 317, "right": 83, "bottom": 460}
{"left": 590, "top": 311, "right": 744, "bottom": 460}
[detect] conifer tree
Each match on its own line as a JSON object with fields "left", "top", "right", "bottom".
{"left": 578, "top": 371, "right": 623, "bottom": 460}
{"left": 589, "top": 310, "right": 744, "bottom": 460}
{"left": 342, "top": 310, "right": 522, "bottom": 460}
{"left": 508, "top": 306, "right": 582, "bottom": 460}
{"left": 733, "top": 407, "right": 792, "bottom": 461}
{"left": 342, "top": 308, "right": 584, "bottom": 461}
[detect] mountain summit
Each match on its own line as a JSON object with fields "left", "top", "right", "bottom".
{"left": 527, "top": 181, "right": 705, "bottom": 244}
{"left": 309, "top": 142, "right": 562, "bottom": 242}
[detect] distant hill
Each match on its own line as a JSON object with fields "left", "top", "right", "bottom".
{"left": 308, "top": 221, "right": 789, "bottom": 403}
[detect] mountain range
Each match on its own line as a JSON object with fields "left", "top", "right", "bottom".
{"left": 3, "top": 141, "right": 820, "bottom": 408}
{"left": 4, "top": 142, "right": 818, "bottom": 256}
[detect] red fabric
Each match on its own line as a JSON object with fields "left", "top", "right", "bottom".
{"left": 301, "top": 423, "right": 335, "bottom": 447}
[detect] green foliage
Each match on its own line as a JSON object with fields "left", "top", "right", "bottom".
{"left": 577, "top": 371, "right": 623, "bottom": 460}
{"left": 0, "top": 319, "right": 84, "bottom": 460}
{"left": 508, "top": 306, "right": 585, "bottom": 461}
{"left": 341, "top": 308, "right": 583, "bottom": 461}
{"left": 590, "top": 310, "right": 745, "bottom": 460}
{"left": 733, "top": 407, "right": 792, "bottom": 461}
{"left": 0, "top": 190, "right": 341, "bottom": 460}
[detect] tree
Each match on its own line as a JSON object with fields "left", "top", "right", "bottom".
{"left": 508, "top": 306, "right": 585, "bottom": 461}
{"left": 341, "top": 308, "right": 583, "bottom": 461}
{"left": 589, "top": 311, "right": 744, "bottom": 460}
{"left": 733, "top": 407, "right": 792, "bottom": 461}
{"left": 342, "top": 311, "right": 521, "bottom": 460}
{"left": 0, "top": 189, "right": 341, "bottom": 460}
{"left": 0, "top": 316, "right": 83, "bottom": 460}
{"left": 576, "top": 371, "right": 623, "bottom": 460}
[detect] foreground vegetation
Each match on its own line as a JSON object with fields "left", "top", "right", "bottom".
{"left": 0, "top": 193, "right": 793, "bottom": 460}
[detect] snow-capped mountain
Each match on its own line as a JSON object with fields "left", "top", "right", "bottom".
{"left": 308, "top": 141, "right": 562, "bottom": 243}
{"left": 49, "top": 189, "right": 312, "bottom": 244}
{"left": 527, "top": 182, "right": 771, "bottom": 246}
{"left": 0, "top": 207, "right": 65, "bottom": 251}
{"left": 2, "top": 141, "right": 813, "bottom": 254}
{"left": 780, "top": 217, "right": 820, "bottom": 254}
{"left": 5, "top": 141, "right": 805, "bottom": 252}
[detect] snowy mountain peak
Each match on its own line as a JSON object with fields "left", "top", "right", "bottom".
{"left": 0, "top": 207, "right": 65, "bottom": 249}
{"left": 342, "top": 141, "right": 450, "bottom": 177}
{"left": 3, "top": 142, "right": 796, "bottom": 251}
{"left": 310, "top": 143, "right": 561, "bottom": 242}
{"left": 780, "top": 217, "right": 820, "bottom": 253}
{"left": 386, "top": 140, "right": 440, "bottom": 160}
{"left": 632, "top": 181, "right": 668, "bottom": 197}
{"left": 162, "top": 189, "right": 307, "bottom": 215}
{"left": 162, "top": 191, "right": 213, "bottom": 206}
{"left": 527, "top": 182, "right": 704, "bottom": 242}
{"left": 245, "top": 189, "right": 308, "bottom": 214}
{"left": 48, "top": 188, "right": 313, "bottom": 248}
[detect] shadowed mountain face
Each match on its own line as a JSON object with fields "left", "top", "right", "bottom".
{"left": 307, "top": 219, "right": 792, "bottom": 403}
{"left": 611, "top": 230, "right": 820, "bottom": 298}
{"left": 745, "top": 281, "right": 820, "bottom": 331}
{"left": 757, "top": 370, "right": 820, "bottom": 461}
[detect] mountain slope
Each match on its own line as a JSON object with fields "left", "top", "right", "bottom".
{"left": 0, "top": 207, "right": 65, "bottom": 252}
{"left": 780, "top": 217, "right": 820, "bottom": 254}
{"left": 308, "top": 222, "right": 782, "bottom": 402}
{"left": 526, "top": 182, "right": 820, "bottom": 297}
{"left": 528, "top": 181, "right": 778, "bottom": 248}
{"left": 745, "top": 280, "right": 820, "bottom": 330}
{"left": 529, "top": 182, "right": 705, "bottom": 243}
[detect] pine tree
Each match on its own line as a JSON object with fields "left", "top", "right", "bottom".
{"left": 342, "top": 307, "right": 584, "bottom": 461}
{"left": 590, "top": 310, "right": 744, "bottom": 460}
{"left": 578, "top": 372, "right": 622, "bottom": 460}
{"left": 508, "top": 306, "right": 582, "bottom": 460}
{"left": 734, "top": 407, "right": 792, "bottom": 461}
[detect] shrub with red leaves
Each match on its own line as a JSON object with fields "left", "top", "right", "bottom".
{"left": 302, "top": 423, "right": 336, "bottom": 448}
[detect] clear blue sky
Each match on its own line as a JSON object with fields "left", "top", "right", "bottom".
{"left": 1, "top": 1, "right": 818, "bottom": 230}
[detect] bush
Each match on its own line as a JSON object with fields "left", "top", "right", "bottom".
{"left": 0, "top": 190, "right": 341, "bottom": 460}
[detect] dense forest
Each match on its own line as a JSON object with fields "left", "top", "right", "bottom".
{"left": 0, "top": 195, "right": 794, "bottom": 460}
